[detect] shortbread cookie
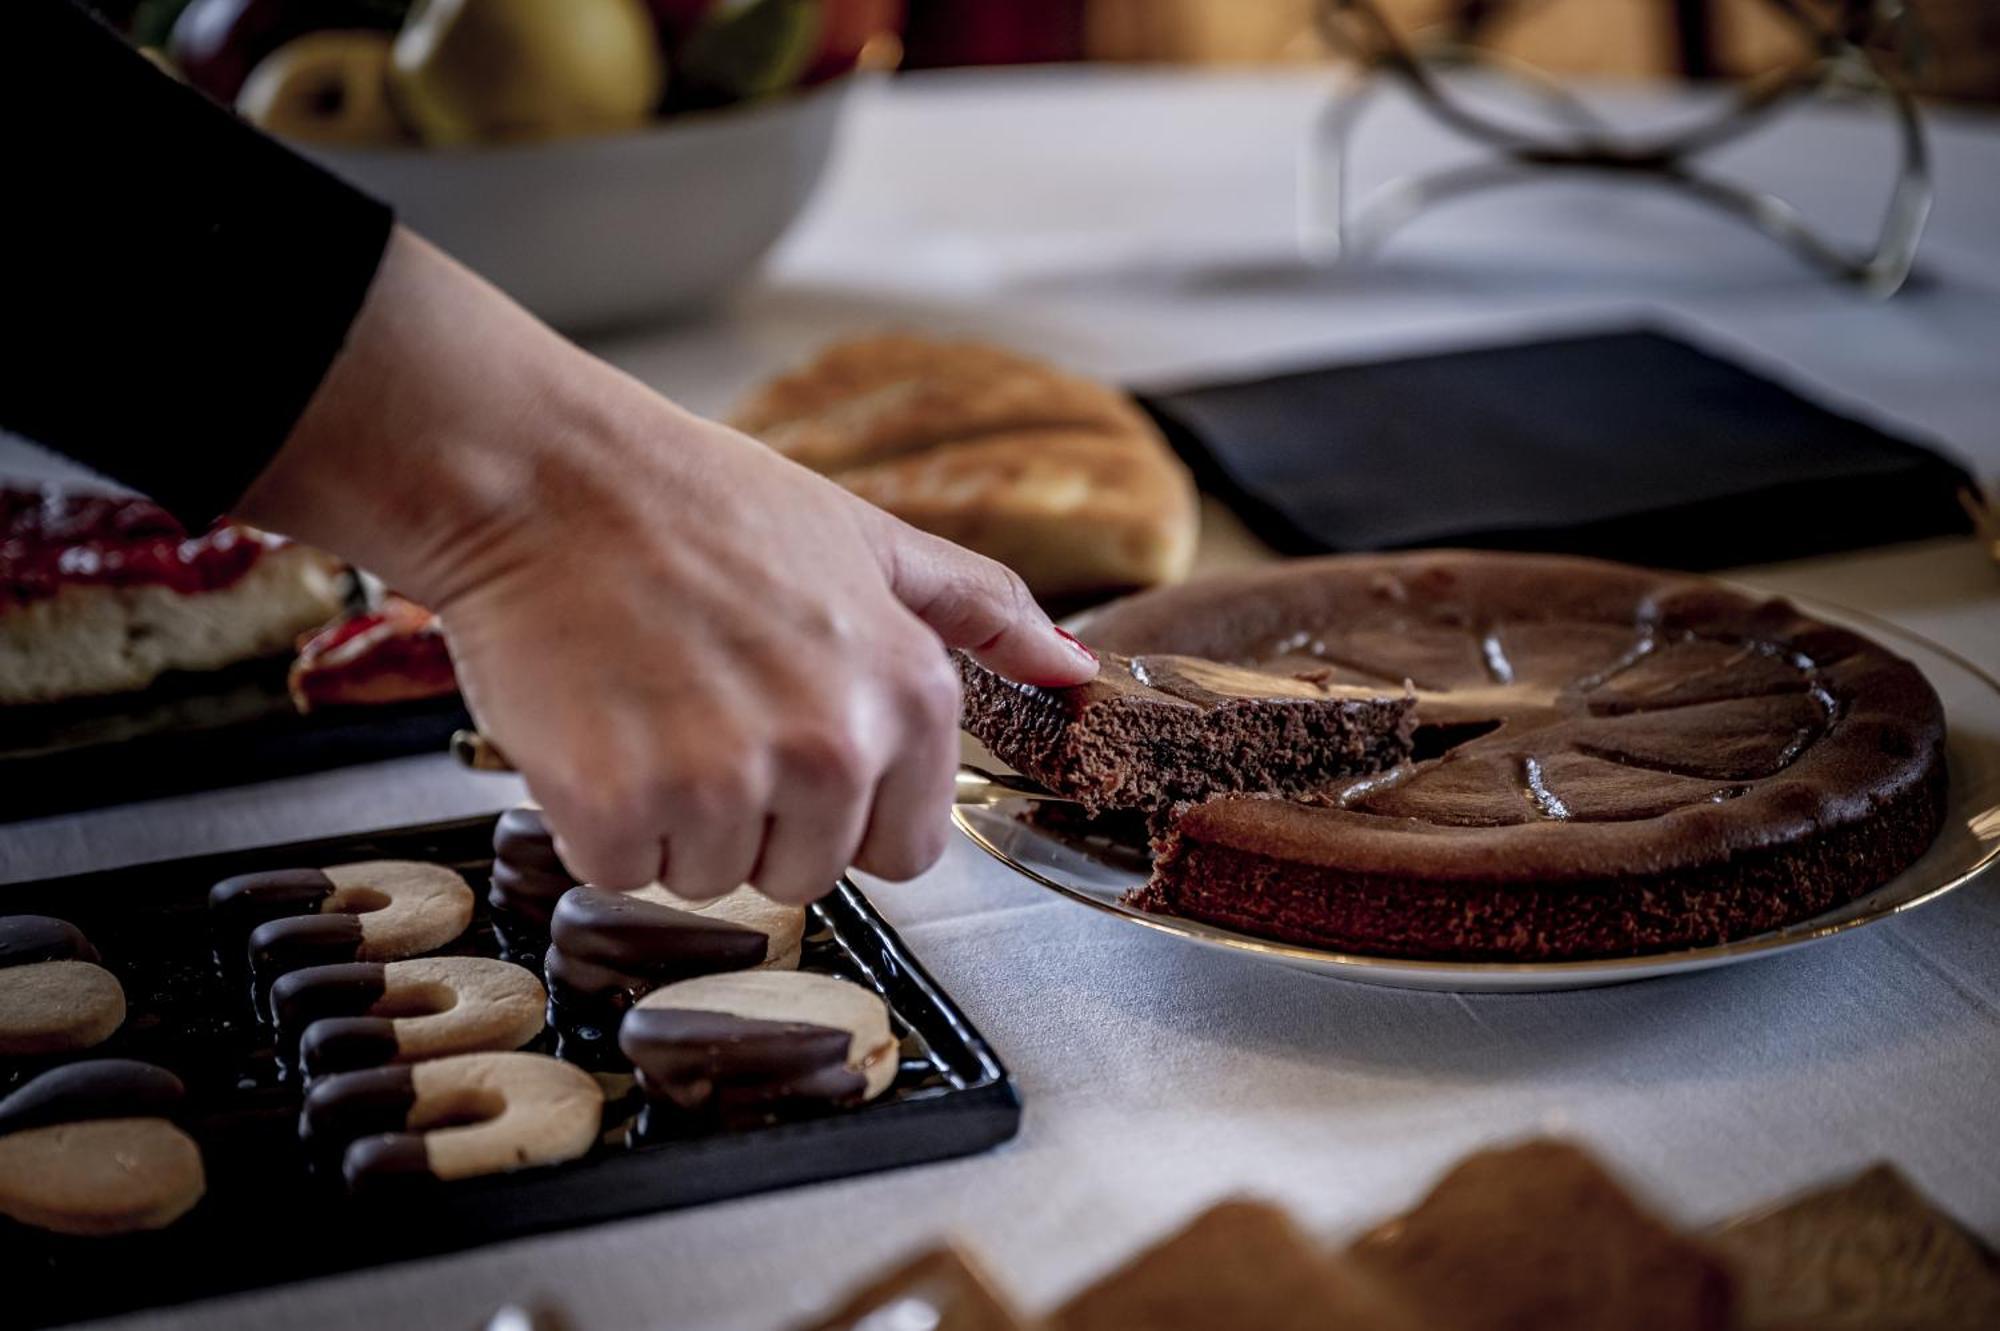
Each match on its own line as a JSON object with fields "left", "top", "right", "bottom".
{"left": 271, "top": 957, "right": 547, "bottom": 1077}
{"left": 0, "top": 1061, "right": 204, "bottom": 1235}
{"left": 489, "top": 805, "right": 576, "bottom": 931}
{"left": 802, "top": 1247, "right": 1034, "bottom": 1331}
{"left": 0, "top": 916, "right": 126, "bottom": 1057}
{"left": 210, "top": 862, "right": 474, "bottom": 1004}
{"left": 1054, "top": 1199, "right": 1425, "bottom": 1331}
{"left": 1710, "top": 1164, "right": 2000, "bottom": 1330}
{"left": 620, "top": 970, "right": 898, "bottom": 1113}
{"left": 301, "top": 1051, "right": 603, "bottom": 1190}
{"left": 545, "top": 883, "right": 804, "bottom": 1023}
{"left": 1347, "top": 1139, "right": 1734, "bottom": 1331}
{"left": 732, "top": 335, "right": 1197, "bottom": 601}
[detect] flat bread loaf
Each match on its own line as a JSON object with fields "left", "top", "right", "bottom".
{"left": 732, "top": 335, "right": 1197, "bottom": 601}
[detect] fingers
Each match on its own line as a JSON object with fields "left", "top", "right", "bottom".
{"left": 658, "top": 802, "right": 764, "bottom": 904}
{"left": 543, "top": 816, "right": 658, "bottom": 892}
{"left": 752, "top": 742, "right": 873, "bottom": 904}
{"left": 854, "top": 658, "right": 960, "bottom": 881}
{"left": 877, "top": 523, "right": 1098, "bottom": 688}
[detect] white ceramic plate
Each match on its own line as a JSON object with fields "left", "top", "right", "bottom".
{"left": 953, "top": 593, "right": 2000, "bottom": 992}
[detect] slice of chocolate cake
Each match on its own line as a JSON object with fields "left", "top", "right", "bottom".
{"left": 955, "top": 650, "right": 1414, "bottom": 815}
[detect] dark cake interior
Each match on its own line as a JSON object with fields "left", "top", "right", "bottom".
{"left": 962, "top": 552, "right": 1948, "bottom": 961}
{"left": 955, "top": 650, "right": 1414, "bottom": 816}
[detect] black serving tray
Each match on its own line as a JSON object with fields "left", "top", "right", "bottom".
{"left": 0, "top": 816, "right": 1019, "bottom": 1328}
{"left": 0, "top": 658, "right": 473, "bottom": 822}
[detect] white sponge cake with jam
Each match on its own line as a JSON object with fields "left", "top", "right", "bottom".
{"left": 0, "top": 484, "right": 346, "bottom": 705}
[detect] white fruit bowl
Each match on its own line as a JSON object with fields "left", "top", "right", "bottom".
{"left": 303, "top": 78, "right": 853, "bottom": 331}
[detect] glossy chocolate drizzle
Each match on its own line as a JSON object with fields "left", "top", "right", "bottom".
{"left": 546, "top": 888, "right": 768, "bottom": 1021}
{"left": 342, "top": 1133, "right": 436, "bottom": 1192}
{"left": 297, "top": 1018, "right": 403, "bottom": 1079}
{"left": 0, "top": 1060, "right": 185, "bottom": 1137}
{"left": 0, "top": 915, "right": 99, "bottom": 968}
{"left": 488, "top": 808, "right": 575, "bottom": 930}
{"left": 300, "top": 1064, "right": 416, "bottom": 1158}
{"left": 249, "top": 915, "right": 365, "bottom": 1016}
{"left": 209, "top": 869, "right": 338, "bottom": 990}
{"left": 620, "top": 1007, "right": 865, "bottom": 1113}
{"left": 270, "top": 963, "right": 390, "bottom": 1059}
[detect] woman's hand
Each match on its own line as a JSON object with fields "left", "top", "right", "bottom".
{"left": 239, "top": 230, "right": 1097, "bottom": 902}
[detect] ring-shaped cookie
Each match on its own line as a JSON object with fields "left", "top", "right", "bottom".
{"left": 271, "top": 956, "right": 547, "bottom": 1077}
{"left": 211, "top": 862, "right": 474, "bottom": 1006}
{"left": 301, "top": 1051, "right": 603, "bottom": 1190}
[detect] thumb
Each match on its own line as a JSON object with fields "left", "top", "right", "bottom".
{"left": 878, "top": 522, "right": 1099, "bottom": 687}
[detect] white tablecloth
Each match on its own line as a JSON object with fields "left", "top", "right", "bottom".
{"left": 4, "top": 68, "right": 1998, "bottom": 1331}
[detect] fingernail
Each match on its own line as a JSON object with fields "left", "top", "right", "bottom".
{"left": 1054, "top": 626, "right": 1097, "bottom": 662}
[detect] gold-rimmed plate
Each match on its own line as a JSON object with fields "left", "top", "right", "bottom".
{"left": 952, "top": 594, "right": 2000, "bottom": 993}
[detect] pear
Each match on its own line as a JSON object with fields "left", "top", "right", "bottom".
{"left": 390, "top": 0, "right": 666, "bottom": 146}
{"left": 237, "top": 31, "right": 408, "bottom": 145}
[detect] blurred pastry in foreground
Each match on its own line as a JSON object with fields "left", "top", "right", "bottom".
{"left": 809, "top": 1139, "right": 1994, "bottom": 1331}
{"left": 1709, "top": 1163, "right": 2000, "bottom": 1331}
{"left": 1348, "top": 1140, "right": 1734, "bottom": 1331}
{"left": 801, "top": 1246, "right": 1035, "bottom": 1331}
{"left": 1054, "top": 1199, "right": 1425, "bottom": 1331}
{"left": 731, "top": 335, "right": 1198, "bottom": 602}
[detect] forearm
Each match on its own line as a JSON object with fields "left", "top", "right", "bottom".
{"left": 236, "top": 227, "right": 595, "bottom": 605}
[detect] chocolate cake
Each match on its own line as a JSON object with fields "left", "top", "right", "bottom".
{"left": 955, "top": 651, "right": 1414, "bottom": 815}
{"left": 990, "top": 552, "right": 1949, "bottom": 961}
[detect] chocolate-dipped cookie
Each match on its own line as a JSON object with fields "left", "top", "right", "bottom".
{"left": 0, "top": 1060, "right": 204, "bottom": 1235}
{"left": 489, "top": 805, "right": 576, "bottom": 938}
{"left": 620, "top": 971, "right": 898, "bottom": 1115}
{"left": 0, "top": 915, "right": 126, "bottom": 1057}
{"left": 210, "top": 861, "right": 474, "bottom": 1009}
{"left": 545, "top": 883, "right": 803, "bottom": 1029}
{"left": 271, "top": 956, "right": 547, "bottom": 1078}
{"left": 300, "top": 1051, "right": 603, "bottom": 1191}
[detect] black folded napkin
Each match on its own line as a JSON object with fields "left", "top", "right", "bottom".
{"left": 1138, "top": 328, "right": 1974, "bottom": 570}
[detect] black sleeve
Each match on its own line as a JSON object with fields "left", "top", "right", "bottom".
{"left": 2, "top": 0, "right": 393, "bottom": 526}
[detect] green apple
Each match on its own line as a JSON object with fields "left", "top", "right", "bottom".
{"left": 390, "top": 0, "right": 666, "bottom": 146}
{"left": 236, "top": 31, "right": 408, "bottom": 145}
{"left": 677, "top": 0, "right": 818, "bottom": 101}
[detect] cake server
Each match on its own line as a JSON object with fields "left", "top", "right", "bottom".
{"left": 448, "top": 730, "right": 1073, "bottom": 805}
